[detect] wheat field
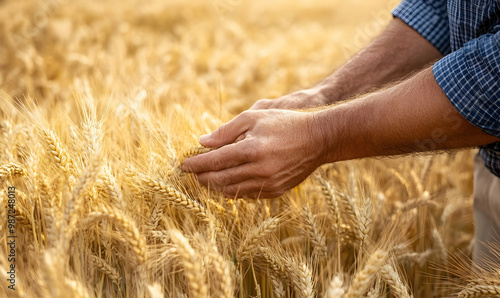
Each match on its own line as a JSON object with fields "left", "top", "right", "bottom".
{"left": 0, "top": 0, "right": 496, "bottom": 297}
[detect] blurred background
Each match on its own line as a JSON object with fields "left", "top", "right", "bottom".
{"left": 0, "top": 0, "right": 397, "bottom": 114}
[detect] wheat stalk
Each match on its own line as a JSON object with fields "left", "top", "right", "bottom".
{"left": 432, "top": 228, "right": 447, "bottom": 262}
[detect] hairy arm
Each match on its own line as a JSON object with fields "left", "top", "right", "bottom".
{"left": 314, "top": 67, "right": 500, "bottom": 163}
{"left": 252, "top": 18, "right": 443, "bottom": 109}
{"left": 182, "top": 66, "right": 500, "bottom": 198}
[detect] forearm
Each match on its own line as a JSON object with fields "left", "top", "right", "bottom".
{"left": 314, "top": 66, "right": 500, "bottom": 163}
{"left": 315, "top": 18, "right": 442, "bottom": 103}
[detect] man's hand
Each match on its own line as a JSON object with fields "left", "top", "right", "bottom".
{"left": 181, "top": 109, "right": 325, "bottom": 198}
{"left": 182, "top": 66, "right": 500, "bottom": 199}
{"left": 250, "top": 87, "right": 329, "bottom": 110}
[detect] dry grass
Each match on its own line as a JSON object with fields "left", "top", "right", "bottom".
{"left": 0, "top": 0, "right": 492, "bottom": 297}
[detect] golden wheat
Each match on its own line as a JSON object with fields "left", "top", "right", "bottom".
{"left": 0, "top": 0, "right": 489, "bottom": 297}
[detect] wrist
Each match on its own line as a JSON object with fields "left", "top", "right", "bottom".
{"left": 308, "top": 109, "right": 343, "bottom": 165}
{"left": 309, "top": 100, "right": 375, "bottom": 164}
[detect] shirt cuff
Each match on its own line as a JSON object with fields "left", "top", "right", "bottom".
{"left": 392, "top": 0, "right": 451, "bottom": 55}
{"left": 432, "top": 33, "right": 500, "bottom": 139}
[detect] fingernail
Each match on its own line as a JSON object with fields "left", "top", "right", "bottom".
{"left": 199, "top": 134, "right": 211, "bottom": 143}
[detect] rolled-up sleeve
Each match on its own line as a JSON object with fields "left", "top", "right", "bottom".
{"left": 433, "top": 31, "right": 500, "bottom": 138}
{"left": 392, "top": 0, "right": 451, "bottom": 55}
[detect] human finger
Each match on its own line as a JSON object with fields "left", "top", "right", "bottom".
{"left": 181, "top": 140, "right": 256, "bottom": 173}
{"left": 199, "top": 111, "right": 255, "bottom": 148}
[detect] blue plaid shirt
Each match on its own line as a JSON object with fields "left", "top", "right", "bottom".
{"left": 392, "top": 0, "right": 500, "bottom": 178}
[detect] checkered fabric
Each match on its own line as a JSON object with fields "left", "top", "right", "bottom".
{"left": 393, "top": 0, "right": 500, "bottom": 177}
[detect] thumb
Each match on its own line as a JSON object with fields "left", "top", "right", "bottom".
{"left": 200, "top": 112, "right": 252, "bottom": 148}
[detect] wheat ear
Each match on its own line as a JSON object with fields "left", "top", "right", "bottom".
{"left": 181, "top": 145, "right": 213, "bottom": 161}
{"left": 208, "top": 251, "right": 233, "bottom": 298}
{"left": 96, "top": 165, "right": 125, "bottom": 210}
{"left": 358, "top": 198, "right": 372, "bottom": 252}
{"left": 141, "top": 175, "right": 209, "bottom": 221}
{"left": 302, "top": 206, "right": 327, "bottom": 257}
{"left": 141, "top": 175, "right": 228, "bottom": 242}
{"left": 270, "top": 272, "right": 286, "bottom": 298}
{"left": 80, "top": 205, "right": 147, "bottom": 264}
{"left": 315, "top": 175, "right": 341, "bottom": 230}
{"left": 63, "top": 154, "right": 101, "bottom": 247}
{"left": 237, "top": 217, "right": 279, "bottom": 261}
{"left": 345, "top": 249, "right": 388, "bottom": 298}
{"left": 325, "top": 276, "right": 345, "bottom": 298}
{"left": 397, "top": 249, "right": 432, "bottom": 266}
{"left": 169, "top": 229, "right": 208, "bottom": 298}
{"left": 380, "top": 263, "right": 412, "bottom": 298}
{"left": 0, "top": 163, "right": 27, "bottom": 185}
{"left": 258, "top": 246, "right": 288, "bottom": 279}
{"left": 337, "top": 191, "right": 360, "bottom": 234}
{"left": 458, "top": 284, "right": 500, "bottom": 297}
{"left": 89, "top": 253, "right": 122, "bottom": 285}
{"left": 290, "top": 261, "right": 315, "bottom": 298}
{"left": 40, "top": 129, "right": 74, "bottom": 175}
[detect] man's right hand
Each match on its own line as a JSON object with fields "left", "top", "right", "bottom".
{"left": 249, "top": 87, "right": 330, "bottom": 110}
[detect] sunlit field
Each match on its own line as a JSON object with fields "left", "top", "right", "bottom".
{"left": 0, "top": 0, "right": 490, "bottom": 297}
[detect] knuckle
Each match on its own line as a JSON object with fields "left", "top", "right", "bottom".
{"left": 244, "top": 147, "right": 258, "bottom": 161}
{"left": 253, "top": 100, "right": 263, "bottom": 107}
{"left": 240, "top": 110, "right": 257, "bottom": 121}
{"left": 259, "top": 99, "right": 271, "bottom": 107}
{"left": 239, "top": 110, "right": 250, "bottom": 120}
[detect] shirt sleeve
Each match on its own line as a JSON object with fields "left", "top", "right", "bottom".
{"left": 433, "top": 31, "right": 500, "bottom": 138}
{"left": 392, "top": 0, "right": 451, "bottom": 55}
